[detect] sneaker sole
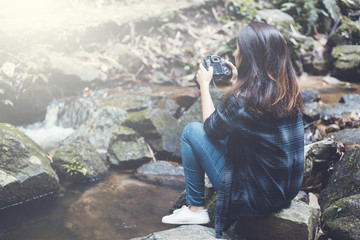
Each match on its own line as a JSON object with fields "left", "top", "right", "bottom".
{"left": 161, "top": 219, "right": 210, "bottom": 225}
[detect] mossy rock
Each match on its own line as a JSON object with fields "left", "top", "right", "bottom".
{"left": 107, "top": 125, "right": 152, "bottom": 169}
{"left": 0, "top": 123, "right": 60, "bottom": 208}
{"left": 53, "top": 140, "right": 108, "bottom": 183}
{"left": 319, "top": 147, "right": 360, "bottom": 210}
{"left": 331, "top": 45, "right": 360, "bottom": 82}
{"left": 328, "top": 17, "right": 360, "bottom": 46}
{"left": 322, "top": 194, "right": 360, "bottom": 240}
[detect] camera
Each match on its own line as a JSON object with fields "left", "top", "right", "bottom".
{"left": 193, "top": 55, "right": 232, "bottom": 89}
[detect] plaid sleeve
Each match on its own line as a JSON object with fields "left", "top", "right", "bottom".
{"left": 204, "top": 94, "right": 241, "bottom": 140}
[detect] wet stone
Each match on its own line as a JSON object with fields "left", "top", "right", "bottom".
{"left": 130, "top": 225, "right": 231, "bottom": 240}
{"left": 135, "top": 161, "right": 185, "bottom": 188}
{"left": 107, "top": 125, "right": 152, "bottom": 169}
{"left": 52, "top": 140, "right": 108, "bottom": 183}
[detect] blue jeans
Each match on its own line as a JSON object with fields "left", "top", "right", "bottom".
{"left": 181, "top": 122, "right": 228, "bottom": 207}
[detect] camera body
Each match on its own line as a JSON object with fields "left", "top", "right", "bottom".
{"left": 193, "top": 55, "right": 232, "bottom": 88}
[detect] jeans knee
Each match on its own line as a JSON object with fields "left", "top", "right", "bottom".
{"left": 182, "top": 122, "right": 203, "bottom": 141}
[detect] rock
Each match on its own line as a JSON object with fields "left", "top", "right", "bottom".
{"left": 155, "top": 97, "right": 180, "bottom": 118}
{"left": 130, "top": 225, "right": 231, "bottom": 240}
{"left": 0, "top": 123, "right": 60, "bottom": 209}
{"left": 319, "top": 147, "right": 360, "bottom": 210}
{"left": 106, "top": 43, "right": 143, "bottom": 72}
{"left": 302, "top": 88, "right": 322, "bottom": 122}
{"left": 100, "top": 92, "right": 159, "bottom": 112}
{"left": 152, "top": 71, "right": 173, "bottom": 85}
{"left": 234, "top": 200, "right": 320, "bottom": 240}
{"left": 63, "top": 106, "right": 128, "bottom": 156}
{"left": 58, "top": 97, "right": 98, "bottom": 128}
{"left": 107, "top": 125, "right": 152, "bottom": 169}
{"left": 303, "top": 102, "right": 321, "bottom": 122}
{"left": 52, "top": 140, "right": 108, "bottom": 183}
{"left": 328, "top": 17, "right": 360, "bottom": 46}
{"left": 256, "top": 9, "right": 295, "bottom": 29}
{"left": 320, "top": 94, "right": 360, "bottom": 118}
{"left": 331, "top": 45, "right": 360, "bottom": 82}
{"left": 123, "top": 108, "right": 182, "bottom": 158}
{"left": 331, "top": 128, "right": 360, "bottom": 146}
{"left": 174, "top": 91, "right": 200, "bottom": 109}
{"left": 301, "top": 89, "right": 321, "bottom": 104}
{"left": 135, "top": 161, "right": 185, "bottom": 188}
{"left": 48, "top": 53, "right": 108, "bottom": 82}
{"left": 179, "top": 89, "right": 223, "bottom": 128}
{"left": 321, "top": 194, "right": 360, "bottom": 240}
{"left": 0, "top": 84, "right": 54, "bottom": 126}
{"left": 304, "top": 139, "right": 339, "bottom": 179}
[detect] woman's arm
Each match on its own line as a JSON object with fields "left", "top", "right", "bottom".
{"left": 196, "top": 63, "right": 215, "bottom": 122}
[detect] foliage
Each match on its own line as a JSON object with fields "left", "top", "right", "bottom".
{"left": 224, "top": 0, "right": 263, "bottom": 21}
{"left": 62, "top": 160, "right": 89, "bottom": 176}
{"left": 272, "top": 0, "right": 341, "bottom": 34}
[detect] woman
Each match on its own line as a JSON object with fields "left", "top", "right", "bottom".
{"left": 162, "top": 21, "right": 305, "bottom": 238}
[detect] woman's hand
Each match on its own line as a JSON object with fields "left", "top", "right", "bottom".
{"left": 225, "top": 60, "right": 238, "bottom": 85}
{"left": 197, "top": 63, "right": 213, "bottom": 90}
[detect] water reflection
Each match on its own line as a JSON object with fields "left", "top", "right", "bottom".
{"left": 0, "top": 172, "right": 183, "bottom": 240}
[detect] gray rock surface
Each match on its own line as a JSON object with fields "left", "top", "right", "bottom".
{"left": 331, "top": 45, "right": 360, "bottom": 82}
{"left": 135, "top": 161, "right": 185, "bottom": 188}
{"left": 234, "top": 200, "right": 320, "bottom": 240}
{"left": 123, "top": 108, "right": 182, "bottom": 157}
{"left": 0, "top": 123, "right": 60, "bottom": 208}
{"left": 320, "top": 147, "right": 360, "bottom": 210}
{"left": 107, "top": 125, "right": 152, "bottom": 168}
{"left": 331, "top": 128, "right": 360, "bottom": 146}
{"left": 322, "top": 194, "right": 360, "bottom": 240}
{"left": 130, "top": 225, "right": 231, "bottom": 240}
{"left": 320, "top": 94, "right": 360, "bottom": 118}
{"left": 63, "top": 106, "right": 128, "bottom": 156}
{"left": 52, "top": 140, "right": 108, "bottom": 183}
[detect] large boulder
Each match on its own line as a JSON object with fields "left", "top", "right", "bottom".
{"left": 52, "top": 140, "right": 108, "bottom": 183}
{"left": 234, "top": 200, "right": 320, "bottom": 240}
{"left": 320, "top": 147, "right": 360, "bottom": 210}
{"left": 123, "top": 108, "right": 182, "bottom": 158}
{"left": 130, "top": 225, "right": 231, "bottom": 240}
{"left": 331, "top": 45, "right": 360, "bottom": 82}
{"left": 321, "top": 194, "right": 360, "bottom": 240}
{"left": 107, "top": 125, "right": 152, "bottom": 168}
{"left": 0, "top": 123, "right": 60, "bottom": 208}
{"left": 135, "top": 161, "right": 185, "bottom": 188}
{"left": 63, "top": 106, "right": 128, "bottom": 156}
{"left": 328, "top": 17, "right": 360, "bottom": 46}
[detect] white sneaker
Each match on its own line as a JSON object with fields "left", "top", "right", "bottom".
{"left": 162, "top": 205, "right": 210, "bottom": 224}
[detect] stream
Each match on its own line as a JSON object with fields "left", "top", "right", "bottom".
{"left": 0, "top": 172, "right": 182, "bottom": 240}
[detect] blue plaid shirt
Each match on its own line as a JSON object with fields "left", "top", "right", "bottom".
{"left": 204, "top": 93, "right": 304, "bottom": 238}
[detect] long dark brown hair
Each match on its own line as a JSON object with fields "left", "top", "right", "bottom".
{"left": 223, "top": 21, "right": 304, "bottom": 118}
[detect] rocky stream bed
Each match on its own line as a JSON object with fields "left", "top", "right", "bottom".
{"left": 1, "top": 0, "right": 360, "bottom": 239}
